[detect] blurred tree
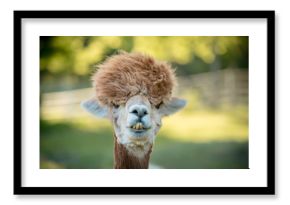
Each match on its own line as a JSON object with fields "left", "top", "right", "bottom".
{"left": 40, "top": 36, "right": 248, "bottom": 90}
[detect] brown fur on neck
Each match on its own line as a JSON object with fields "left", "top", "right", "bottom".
{"left": 114, "top": 135, "right": 152, "bottom": 169}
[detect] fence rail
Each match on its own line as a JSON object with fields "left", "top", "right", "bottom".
{"left": 177, "top": 68, "right": 248, "bottom": 106}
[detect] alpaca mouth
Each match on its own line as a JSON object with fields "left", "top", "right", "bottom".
{"left": 131, "top": 122, "right": 144, "bottom": 130}
{"left": 129, "top": 122, "right": 150, "bottom": 133}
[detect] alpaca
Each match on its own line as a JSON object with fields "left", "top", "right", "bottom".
{"left": 81, "top": 51, "right": 186, "bottom": 169}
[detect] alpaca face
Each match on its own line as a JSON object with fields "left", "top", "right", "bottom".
{"left": 82, "top": 95, "right": 186, "bottom": 158}
{"left": 112, "top": 95, "right": 160, "bottom": 145}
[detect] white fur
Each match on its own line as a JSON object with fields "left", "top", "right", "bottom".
{"left": 81, "top": 97, "right": 109, "bottom": 118}
{"left": 125, "top": 141, "right": 151, "bottom": 159}
{"left": 82, "top": 94, "right": 186, "bottom": 158}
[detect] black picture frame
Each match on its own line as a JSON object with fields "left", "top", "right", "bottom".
{"left": 14, "top": 10, "right": 275, "bottom": 195}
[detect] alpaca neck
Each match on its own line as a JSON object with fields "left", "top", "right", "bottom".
{"left": 114, "top": 135, "right": 152, "bottom": 169}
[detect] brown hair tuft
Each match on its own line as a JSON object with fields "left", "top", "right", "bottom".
{"left": 92, "top": 52, "right": 176, "bottom": 106}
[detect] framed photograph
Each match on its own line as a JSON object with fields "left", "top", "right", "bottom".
{"left": 14, "top": 10, "right": 275, "bottom": 195}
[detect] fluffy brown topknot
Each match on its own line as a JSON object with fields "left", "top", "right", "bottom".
{"left": 92, "top": 52, "right": 177, "bottom": 106}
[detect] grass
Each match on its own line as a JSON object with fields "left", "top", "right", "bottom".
{"left": 40, "top": 89, "right": 249, "bottom": 169}
{"left": 40, "top": 120, "right": 248, "bottom": 169}
{"left": 152, "top": 136, "right": 248, "bottom": 169}
{"left": 40, "top": 121, "right": 114, "bottom": 168}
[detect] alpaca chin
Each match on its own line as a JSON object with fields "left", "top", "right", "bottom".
{"left": 125, "top": 141, "right": 152, "bottom": 159}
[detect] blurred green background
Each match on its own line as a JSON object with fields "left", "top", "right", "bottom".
{"left": 40, "top": 36, "right": 249, "bottom": 169}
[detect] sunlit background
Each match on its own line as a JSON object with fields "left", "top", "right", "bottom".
{"left": 40, "top": 36, "right": 248, "bottom": 169}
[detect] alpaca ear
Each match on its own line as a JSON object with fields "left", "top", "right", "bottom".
{"left": 81, "top": 97, "right": 109, "bottom": 118}
{"left": 158, "top": 97, "right": 186, "bottom": 117}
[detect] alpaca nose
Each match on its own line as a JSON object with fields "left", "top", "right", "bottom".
{"left": 130, "top": 105, "right": 149, "bottom": 118}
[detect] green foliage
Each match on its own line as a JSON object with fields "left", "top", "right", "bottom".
{"left": 40, "top": 36, "right": 248, "bottom": 79}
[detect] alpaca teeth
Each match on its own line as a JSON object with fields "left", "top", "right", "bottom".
{"left": 137, "top": 123, "right": 143, "bottom": 130}
{"left": 132, "top": 123, "right": 144, "bottom": 130}
{"left": 138, "top": 123, "right": 142, "bottom": 129}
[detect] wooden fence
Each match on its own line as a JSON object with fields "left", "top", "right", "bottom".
{"left": 177, "top": 68, "right": 248, "bottom": 107}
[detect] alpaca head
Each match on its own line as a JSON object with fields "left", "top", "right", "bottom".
{"left": 81, "top": 52, "right": 186, "bottom": 158}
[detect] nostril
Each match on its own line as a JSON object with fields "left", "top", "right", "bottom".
{"left": 131, "top": 109, "right": 138, "bottom": 115}
{"left": 130, "top": 107, "right": 148, "bottom": 117}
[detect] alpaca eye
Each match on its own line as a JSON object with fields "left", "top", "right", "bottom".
{"left": 112, "top": 103, "right": 119, "bottom": 109}
{"left": 155, "top": 102, "right": 163, "bottom": 109}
